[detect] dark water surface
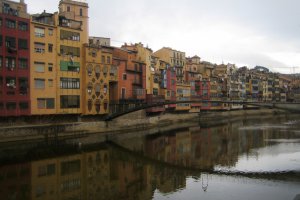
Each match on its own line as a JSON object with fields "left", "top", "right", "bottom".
{"left": 0, "top": 114, "right": 300, "bottom": 200}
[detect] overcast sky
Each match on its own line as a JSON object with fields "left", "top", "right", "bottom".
{"left": 24, "top": 0, "right": 300, "bottom": 74}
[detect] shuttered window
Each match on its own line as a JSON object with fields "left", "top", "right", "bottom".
{"left": 34, "top": 79, "right": 45, "bottom": 89}
{"left": 35, "top": 27, "right": 45, "bottom": 37}
{"left": 34, "top": 62, "right": 45, "bottom": 72}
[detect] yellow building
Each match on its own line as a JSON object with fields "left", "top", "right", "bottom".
{"left": 31, "top": 158, "right": 58, "bottom": 200}
{"left": 30, "top": 12, "right": 58, "bottom": 115}
{"left": 153, "top": 47, "right": 186, "bottom": 83}
{"left": 56, "top": 0, "right": 89, "bottom": 114}
{"left": 31, "top": 154, "right": 84, "bottom": 200}
{"left": 82, "top": 41, "right": 115, "bottom": 115}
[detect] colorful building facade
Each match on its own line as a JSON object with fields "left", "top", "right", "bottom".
{"left": 0, "top": 0, "right": 30, "bottom": 116}
{"left": 30, "top": 12, "right": 57, "bottom": 115}
{"left": 82, "top": 42, "right": 114, "bottom": 115}
{"left": 56, "top": 0, "right": 88, "bottom": 114}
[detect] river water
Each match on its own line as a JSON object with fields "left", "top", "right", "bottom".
{"left": 0, "top": 114, "right": 300, "bottom": 200}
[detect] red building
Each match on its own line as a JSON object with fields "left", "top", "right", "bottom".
{"left": 112, "top": 47, "right": 146, "bottom": 104}
{"left": 165, "top": 66, "right": 176, "bottom": 109}
{"left": 0, "top": 0, "right": 30, "bottom": 117}
{"left": 197, "top": 78, "right": 211, "bottom": 110}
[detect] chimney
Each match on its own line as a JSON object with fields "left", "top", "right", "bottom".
{"left": 20, "top": 0, "right": 25, "bottom": 3}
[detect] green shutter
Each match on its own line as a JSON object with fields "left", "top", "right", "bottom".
{"left": 60, "top": 61, "right": 68, "bottom": 71}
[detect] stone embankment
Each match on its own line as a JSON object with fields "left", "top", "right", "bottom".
{"left": 0, "top": 108, "right": 288, "bottom": 143}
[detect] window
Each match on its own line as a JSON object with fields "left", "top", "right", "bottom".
{"left": 101, "top": 55, "right": 105, "bottom": 63}
{"left": 60, "top": 78, "right": 80, "bottom": 89}
{"left": 19, "top": 58, "right": 28, "bottom": 69}
{"left": 6, "top": 77, "right": 16, "bottom": 89}
{"left": 121, "top": 88, "right": 126, "bottom": 99}
{"left": 34, "top": 62, "right": 45, "bottom": 72}
{"left": 67, "top": 6, "right": 71, "bottom": 12}
{"left": 19, "top": 102, "right": 28, "bottom": 110}
{"left": 153, "top": 88, "right": 158, "bottom": 96}
{"left": 48, "top": 44, "right": 53, "bottom": 52}
{"left": 18, "top": 39, "right": 28, "bottom": 49}
{"left": 103, "top": 65, "right": 108, "bottom": 75}
{"left": 95, "top": 65, "right": 100, "bottom": 78}
{"left": 95, "top": 84, "right": 100, "bottom": 96}
{"left": 60, "top": 45, "right": 80, "bottom": 57}
{"left": 60, "top": 96, "right": 80, "bottom": 109}
{"left": 48, "top": 28, "right": 53, "bottom": 36}
{"left": 34, "top": 79, "right": 45, "bottom": 89}
{"left": 104, "top": 84, "right": 107, "bottom": 94}
{"left": 37, "top": 98, "right": 55, "bottom": 109}
{"left": 6, "top": 19, "right": 16, "bottom": 29}
{"left": 122, "top": 73, "right": 127, "bottom": 80}
{"left": 60, "top": 30, "right": 80, "bottom": 41}
{"left": 6, "top": 57, "right": 16, "bottom": 70}
{"left": 48, "top": 79, "right": 53, "bottom": 87}
{"left": 48, "top": 63, "right": 53, "bottom": 71}
{"left": 87, "top": 65, "right": 93, "bottom": 76}
{"left": 34, "top": 42, "right": 45, "bottom": 53}
{"left": 34, "top": 27, "right": 45, "bottom": 37}
{"left": 18, "top": 21, "right": 28, "bottom": 31}
{"left": 80, "top": 8, "right": 83, "bottom": 16}
{"left": 19, "top": 77, "right": 28, "bottom": 95}
{"left": 6, "top": 102, "right": 16, "bottom": 110}
{"left": 107, "top": 56, "right": 111, "bottom": 64}
{"left": 5, "top": 36, "right": 16, "bottom": 48}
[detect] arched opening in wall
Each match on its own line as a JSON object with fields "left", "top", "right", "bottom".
{"left": 103, "top": 84, "right": 107, "bottom": 95}
{"left": 95, "top": 83, "right": 100, "bottom": 97}
{"left": 88, "top": 99, "right": 92, "bottom": 112}
{"left": 95, "top": 100, "right": 100, "bottom": 113}
{"left": 103, "top": 65, "right": 108, "bottom": 77}
{"left": 95, "top": 65, "right": 100, "bottom": 79}
{"left": 87, "top": 64, "right": 93, "bottom": 76}
{"left": 87, "top": 82, "right": 93, "bottom": 95}
{"left": 104, "top": 100, "right": 108, "bottom": 111}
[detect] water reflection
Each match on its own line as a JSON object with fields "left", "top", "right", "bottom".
{"left": 114, "top": 115, "right": 300, "bottom": 173}
{"left": 0, "top": 115, "right": 300, "bottom": 200}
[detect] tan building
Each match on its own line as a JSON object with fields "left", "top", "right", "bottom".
{"left": 82, "top": 41, "right": 115, "bottom": 115}
{"left": 56, "top": 0, "right": 89, "bottom": 114}
{"left": 30, "top": 12, "right": 58, "bottom": 115}
{"left": 153, "top": 47, "right": 186, "bottom": 83}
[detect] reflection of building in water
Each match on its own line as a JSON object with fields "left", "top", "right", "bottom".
{"left": 0, "top": 163, "right": 31, "bottom": 200}
{"left": 154, "top": 167, "right": 186, "bottom": 194}
{"left": 175, "top": 130, "right": 192, "bottom": 167}
{"left": 84, "top": 149, "right": 113, "bottom": 200}
{"left": 110, "top": 152, "right": 154, "bottom": 200}
{"left": 191, "top": 127, "right": 215, "bottom": 169}
{"left": 31, "top": 154, "right": 83, "bottom": 200}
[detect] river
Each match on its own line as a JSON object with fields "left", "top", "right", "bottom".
{"left": 0, "top": 114, "right": 300, "bottom": 200}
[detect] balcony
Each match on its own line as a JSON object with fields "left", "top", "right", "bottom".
{"left": 132, "top": 88, "right": 146, "bottom": 100}
{"left": 126, "top": 63, "right": 143, "bottom": 73}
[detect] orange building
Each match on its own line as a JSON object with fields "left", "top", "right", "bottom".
{"left": 112, "top": 48, "right": 146, "bottom": 104}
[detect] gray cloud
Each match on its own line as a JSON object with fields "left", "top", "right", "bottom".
{"left": 26, "top": 0, "right": 300, "bottom": 73}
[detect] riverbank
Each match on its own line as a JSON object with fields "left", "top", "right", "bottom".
{"left": 0, "top": 108, "right": 290, "bottom": 143}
